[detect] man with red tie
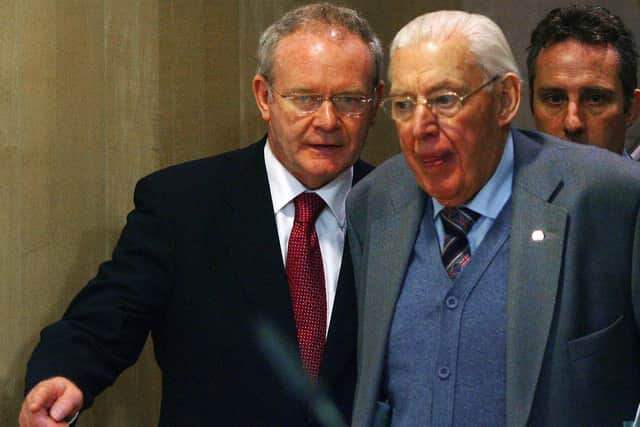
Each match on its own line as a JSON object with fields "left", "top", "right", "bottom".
{"left": 19, "top": 3, "right": 383, "bottom": 426}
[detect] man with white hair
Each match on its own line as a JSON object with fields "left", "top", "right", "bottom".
{"left": 348, "top": 10, "right": 640, "bottom": 427}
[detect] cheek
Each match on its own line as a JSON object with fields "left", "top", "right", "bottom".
{"left": 284, "top": 121, "right": 315, "bottom": 148}
{"left": 348, "top": 121, "right": 371, "bottom": 145}
{"left": 533, "top": 105, "right": 562, "bottom": 126}
{"left": 598, "top": 108, "right": 627, "bottom": 126}
{"left": 396, "top": 123, "right": 414, "bottom": 146}
{"left": 591, "top": 114, "right": 626, "bottom": 137}
{"left": 396, "top": 129, "right": 417, "bottom": 164}
{"left": 534, "top": 109, "right": 553, "bottom": 124}
{"left": 450, "top": 127, "right": 487, "bottom": 174}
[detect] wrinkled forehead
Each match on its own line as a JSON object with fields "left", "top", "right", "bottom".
{"left": 533, "top": 39, "right": 624, "bottom": 92}
{"left": 272, "top": 24, "right": 374, "bottom": 76}
{"left": 277, "top": 23, "right": 359, "bottom": 54}
{"left": 389, "top": 38, "right": 481, "bottom": 93}
{"left": 538, "top": 39, "right": 621, "bottom": 73}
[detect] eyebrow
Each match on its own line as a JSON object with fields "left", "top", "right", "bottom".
{"left": 284, "top": 87, "right": 369, "bottom": 96}
{"left": 535, "top": 87, "right": 566, "bottom": 94}
{"left": 390, "top": 80, "right": 466, "bottom": 97}
{"left": 536, "top": 85, "right": 616, "bottom": 92}
{"left": 580, "top": 86, "right": 616, "bottom": 93}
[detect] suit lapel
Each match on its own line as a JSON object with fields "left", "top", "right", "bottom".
{"left": 506, "top": 130, "right": 568, "bottom": 427}
{"left": 320, "top": 240, "right": 357, "bottom": 383}
{"left": 361, "top": 167, "right": 425, "bottom": 394}
{"left": 220, "top": 140, "right": 297, "bottom": 339}
{"left": 221, "top": 150, "right": 373, "bottom": 383}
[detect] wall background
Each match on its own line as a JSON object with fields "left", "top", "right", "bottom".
{"left": 1, "top": 1, "right": 638, "bottom": 425}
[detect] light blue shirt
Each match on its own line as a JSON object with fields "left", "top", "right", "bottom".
{"left": 432, "top": 132, "right": 514, "bottom": 254}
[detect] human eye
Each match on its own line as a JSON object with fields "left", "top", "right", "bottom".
{"left": 335, "top": 95, "right": 364, "bottom": 105}
{"left": 334, "top": 95, "right": 368, "bottom": 113}
{"left": 582, "top": 89, "right": 613, "bottom": 106}
{"left": 539, "top": 91, "right": 566, "bottom": 106}
{"left": 431, "top": 93, "right": 459, "bottom": 110}
{"left": 392, "top": 97, "right": 416, "bottom": 113}
{"left": 290, "top": 94, "right": 322, "bottom": 111}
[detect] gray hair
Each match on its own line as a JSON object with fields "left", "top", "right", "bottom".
{"left": 390, "top": 10, "right": 520, "bottom": 81}
{"left": 257, "top": 2, "right": 383, "bottom": 88}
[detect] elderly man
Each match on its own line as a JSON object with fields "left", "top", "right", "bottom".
{"left": 527, "top": 5, "right": 640, "bottom": 156}
{"left": 20, "top": 3, "right": 383, "bottom": 426}
{"left": 347, "top": 10, "right": 640, "bottom": 427}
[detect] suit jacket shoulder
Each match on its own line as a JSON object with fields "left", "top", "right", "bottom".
{"left": 136, "top": 138, "right": 268, "bottom": 210}
{"left": 27, "top": 136, "right": 370, "bottom": 426}
{"left": 141, "top": 138, "right": 373, "bottom": 214}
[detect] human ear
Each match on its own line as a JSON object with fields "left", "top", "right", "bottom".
{"left": 252, "top": 74, "right": 272, "bottom": 122}
{"left": 624, "top": 88, "right": 640, "bottom": 128}
{"left": 496, "top": 73, "right": 521, "bottom": 128}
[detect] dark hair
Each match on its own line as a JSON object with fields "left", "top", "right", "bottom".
{"left": 526, "top": 5, "right": 638, "bottom": 111}
{"left": 257, "top": 2, "right": 383, "bottom": 88}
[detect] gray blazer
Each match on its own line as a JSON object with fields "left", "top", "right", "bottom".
{"left": 347, "top": 129, "right": 640, "bottom": 427}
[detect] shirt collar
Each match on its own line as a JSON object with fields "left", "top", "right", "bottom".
{"left": 433, "top": 131, "right": 514, "bottom": 220}
{"left": 264, "top": 141, "right": 353, "bottom": 227}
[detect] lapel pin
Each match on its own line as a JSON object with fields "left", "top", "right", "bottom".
{"left": 531, "top": 230, "right": 545, "bottom": 241}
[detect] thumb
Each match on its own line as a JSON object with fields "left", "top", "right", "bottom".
{"left": 48, "top": 381, "right": 83, "bottom": 422}
{"left": 28, "top": 377, "right": 83, "bottom": 421}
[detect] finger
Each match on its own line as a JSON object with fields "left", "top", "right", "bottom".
{"left": 25, "top": 378, "right": 82, "bottom": 420}
{"left": 19, "top": 406, "right": 62, "bottom": 427}
{"left": 26, "top": 382, "right": 61, "bottom": 413}
{"left": 48, "top": 386, "right": 82, "bottom": 422}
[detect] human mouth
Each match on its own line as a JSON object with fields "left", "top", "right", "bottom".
{"left": 419, "top": 152, "right": 453, "bottom": 167}
{"left": 307, "top": 142, "right": 343, "bottom": 152}
{"left": 564, "top": 134, "right": 586, "bottom": 145}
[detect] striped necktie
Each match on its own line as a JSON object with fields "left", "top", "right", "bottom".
{"left": 440, "top": 207, "right": 480, "bottom": 279}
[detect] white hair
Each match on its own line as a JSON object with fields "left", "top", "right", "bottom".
{"left": 390, "top": 10, "right": 520, "bottom": 80}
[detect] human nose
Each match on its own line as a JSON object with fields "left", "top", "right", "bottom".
{"left": 313, "top": 99, "right": 339, "bottom": 129}
{"left": 563, "top": 101, "right": 585, "bottom": 136}
{"left": 412, "top": 101, "right": 438, "bottom": 137}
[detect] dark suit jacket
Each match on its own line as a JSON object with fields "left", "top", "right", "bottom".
{"left": 26, "top": 138, "right": 372, "bottom": 426}
{"left": 347, "top": 129, "right": 640, "bottom": 427}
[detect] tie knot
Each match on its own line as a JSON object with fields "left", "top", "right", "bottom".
{"left": 441, "top": 207, "right": 480, "bottom": 235}
{"left": 293, "top": 192, "right": 325, "bottom": 224}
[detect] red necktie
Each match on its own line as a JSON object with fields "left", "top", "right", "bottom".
{"left": 286, "top": 192, "right": 326, "bottom": 379}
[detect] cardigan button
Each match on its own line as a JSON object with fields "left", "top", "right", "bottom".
{"left": 438, "top": 366, "right": 451, "bottom": 379}
{"left": 445, "top": 295, "right": 459, "bottom": 309}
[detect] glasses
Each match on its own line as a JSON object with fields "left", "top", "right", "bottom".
{"left": 269, "top": 85, "right": 374, "bottom": 117}
{"left": 381, "top": 75, "right": 501, "bottom": 122}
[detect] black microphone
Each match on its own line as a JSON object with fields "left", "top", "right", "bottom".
{"left": 254, "top": 318, "right": 348, "bottom": 427}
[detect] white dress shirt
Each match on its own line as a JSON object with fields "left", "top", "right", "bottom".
{"left": 264, "top": 142, "right": 353, "bottom": 334}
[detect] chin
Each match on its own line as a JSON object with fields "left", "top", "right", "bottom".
{"left": 428, "top": 185, "right": 467, "bottom": 206}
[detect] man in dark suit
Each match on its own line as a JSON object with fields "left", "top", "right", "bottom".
{"left": 347, "top": 10, "right": 640, "bottom": 427}
{"left": 527, "top": 5, "right": 640, "bottom": 157}
{"left": 19, "top": 3, "right": 383, "bottom": 426}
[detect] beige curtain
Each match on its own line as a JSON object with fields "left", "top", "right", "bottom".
{"left": 7, "top": 0, "right": 638, "bottom": 425}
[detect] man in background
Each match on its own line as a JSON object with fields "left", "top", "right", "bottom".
{"left": 527, "top": 5, "right": 640, "bottom": 157}
{"left": 19, "top": 3, "right": 383, "bottom": 426}
{"left": 348, "top": 10, "right": 640, "bottom": 426}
